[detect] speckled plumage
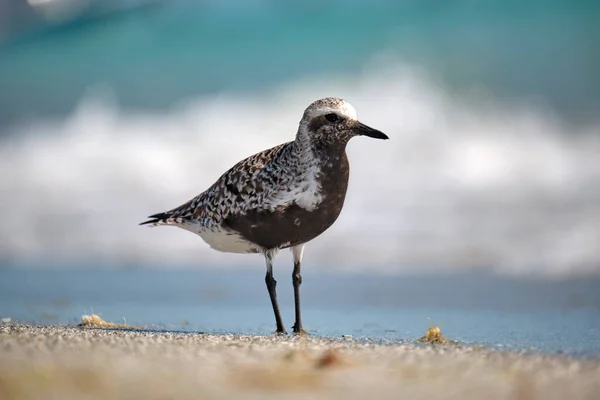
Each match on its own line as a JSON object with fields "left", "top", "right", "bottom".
{"left": 144, "top": 139, "right": 332, "bottom": 253}
{"left": 141, "top": 97, "right": 388, "bottom": 334}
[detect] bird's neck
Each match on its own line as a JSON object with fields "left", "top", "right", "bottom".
{"left": 293, "top": 130, "right": 349, "bottom": 167}
{"left": 290, "top": 130, "right": 350, "bottom": 209}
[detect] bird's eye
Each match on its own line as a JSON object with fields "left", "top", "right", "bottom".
{"left": 324, "top": 113, "right": 339, "bottom": 123}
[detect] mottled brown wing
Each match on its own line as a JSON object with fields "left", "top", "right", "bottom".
{"left": 183, "top": 142, "right": 296, "bottom": 225}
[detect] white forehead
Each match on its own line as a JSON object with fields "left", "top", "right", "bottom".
{"left": 304, "top": 100, "right": 358, "bottom": 121}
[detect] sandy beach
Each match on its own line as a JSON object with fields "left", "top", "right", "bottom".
{"left": 0, "top": 323, "right": 598, "bottom": 400}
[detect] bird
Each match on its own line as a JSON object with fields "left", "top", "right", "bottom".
{"left": 140, "top": 97, "right": 388, "bottom": 334}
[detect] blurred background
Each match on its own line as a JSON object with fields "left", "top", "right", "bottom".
{"left": 1, "top": 0, "right": 600, "bottom": 349}
{"left": 1, "top": 0, "right": 599, "bottom": 276}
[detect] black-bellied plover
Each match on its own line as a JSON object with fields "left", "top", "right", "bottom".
{"left": 141, "top": 97, "right": 388, "bottom": 334}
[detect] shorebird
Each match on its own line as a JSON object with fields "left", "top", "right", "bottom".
{"left": 140, "top": 97, "right": 388, "bottom": 334}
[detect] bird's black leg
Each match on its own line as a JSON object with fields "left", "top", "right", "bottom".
{"left": 291, "top": 245, "right": 308, "bottom": 335}
{"left": 264, "top": 250, "right": 286, "bottom": 334}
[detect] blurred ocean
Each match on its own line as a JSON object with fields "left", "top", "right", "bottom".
{"left": 1, "top": 267, "right": 599, "bottom": 357}
{"left": 1, "top": 0, "right": 600, "bottom": 278}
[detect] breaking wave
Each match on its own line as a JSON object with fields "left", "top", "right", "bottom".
{"left": 2, "top": 64, "right": 599, "bottom": 277}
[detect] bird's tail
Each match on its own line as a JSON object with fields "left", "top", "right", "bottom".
{"left": 141, "top": 198, "right": 197, "bottom": 227}
{"left": 139, "top": 211, "right": 178, "bottom": 226}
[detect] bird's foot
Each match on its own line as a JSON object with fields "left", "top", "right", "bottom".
{"left": 292, "top": 323, "right": 309, "bottom": 336}
{"left": 274, "top": 328, "right": 288, "bottom": 336}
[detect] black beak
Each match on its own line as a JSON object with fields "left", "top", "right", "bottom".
{"left": 354, "top": 121, "right": 389, "bottom": 140}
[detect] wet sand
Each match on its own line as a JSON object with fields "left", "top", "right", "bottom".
{"left": 1, "top": 324, "right": 599, "bottom": 400}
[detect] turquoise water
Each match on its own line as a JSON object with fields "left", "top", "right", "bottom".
{"left": 1, "top": 0, "right": 599, "bottom": 125}
{"left": 1, "top": 267, "right": 599, "bottom": 357}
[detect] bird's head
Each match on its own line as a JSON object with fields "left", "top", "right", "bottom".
{"left": 297, "top": 97, "right": 388, "bottom": 148}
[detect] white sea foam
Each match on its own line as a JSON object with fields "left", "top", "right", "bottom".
{"left": 1, "top": 64, "right": 599, "bottom": 277}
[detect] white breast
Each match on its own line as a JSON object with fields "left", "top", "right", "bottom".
{"left": 268, "top": 163, "right": 323, "bottom": 211}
